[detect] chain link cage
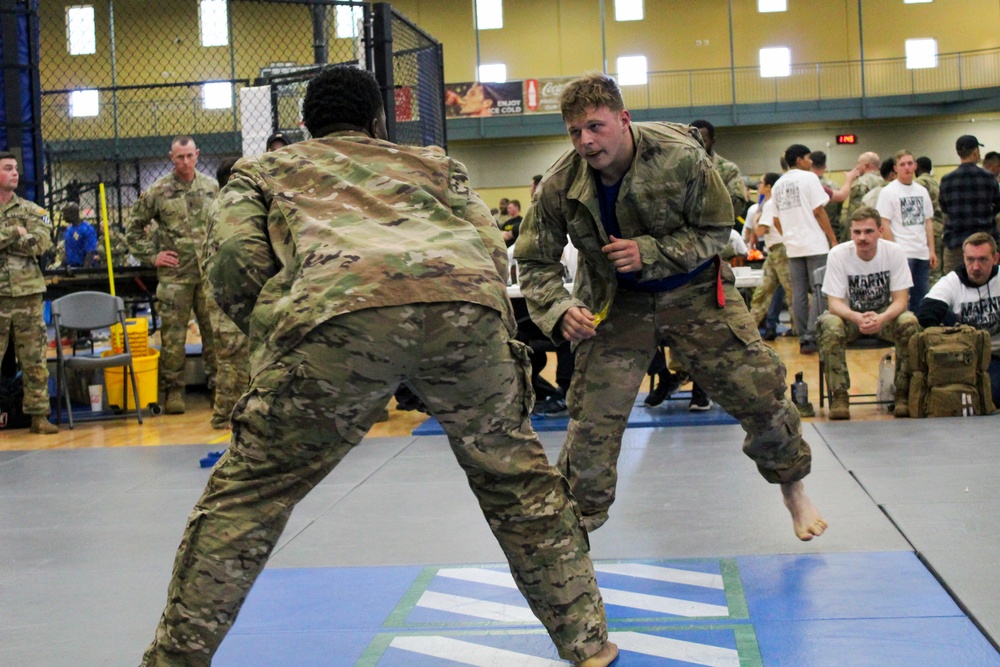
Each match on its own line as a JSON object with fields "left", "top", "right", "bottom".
{"left": 36, "top": 0, "right": 444, "bottom": 268}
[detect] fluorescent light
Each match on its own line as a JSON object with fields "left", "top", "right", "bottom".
{"left": 476, "top": 0, "right": 503, "bottom": 30}
{"left": 617, "top": 56, "right": 648, "bottom": 86}
{"left": 758, "top": 0, "right": 787, "bottom": 13}
{"left": 66, "top": 6, "right": 96, "bottom": 56}
{"left": 478, "top": 63, "right": 507, "bottom": 83}
{"left": 69, "top": 89, "right": 99, "bottom": 117}
{"left": 203, "top": 81, "right": 233, "bottom": 109}
{"left": 615, "top": 0, "right": 644, "bottom": 21}
{"left": 906, "top": 38, "right": 937, "bottom": 69}
{"left": 760, "top": 47, "right": 791, "bottom": 77}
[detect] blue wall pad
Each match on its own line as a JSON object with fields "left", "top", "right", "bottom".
{"left": 212, "top": 552, "right": 1000, "bottom": 666}
{"left": 412, "top": 396, "right": 738, "bottom": 436}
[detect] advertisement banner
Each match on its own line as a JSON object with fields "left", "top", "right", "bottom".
{"left": 524, "top": 77, "right": 574, "bottom": 114}
{"left": 445, "top": 81, "right": 524, "bottom": 118}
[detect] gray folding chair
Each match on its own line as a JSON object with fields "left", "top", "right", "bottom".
{"left": 51, "top": 291, "right": 143, "bottom": 429}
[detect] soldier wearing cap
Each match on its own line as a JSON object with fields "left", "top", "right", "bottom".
{"left": 0, "top": 151, "right": 57, "bottom": 434}
{"left": 265, "top": 132, "right": 289, "bottom": 152}
{"left": 939, "top": 135, "right": 1000, "bottom": 275}
{"left": 141, "top": 66, "right": 615, "bottom": 667}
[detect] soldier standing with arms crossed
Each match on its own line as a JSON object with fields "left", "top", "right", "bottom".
{"left": 0, "top": 152, "right": 57, "bottom": 434}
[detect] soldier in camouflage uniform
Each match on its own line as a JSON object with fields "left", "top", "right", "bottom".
{"left": 516, "top": 74, "right": 826, "bottom": 545}
{"left": 817, "top": 207, "right": 919, "bottom": 420}
{"left": 142, "top": 67, "right": 615, "bottom": 667}
{"left": 203, "top": 157, "right": 249, "bottom": 429}
{"left": 691, "top": 119, "right": 748, "bottom": 223}
{"left": 747, "top": 173, "right": 794, "bottom": 331}
{"left": 127, "top": 136, "right": 220, "bottom": 414}
{"left": 0, "top": 152, "right": 57, "bottom": 434}
{"left": 839, "top": 151, "right": 883, "bottom": 241}
{"left": 915, "top": 156, "right": 946, "bottom": 284}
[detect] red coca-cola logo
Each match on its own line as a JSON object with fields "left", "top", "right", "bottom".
{"left": 526, "top": 79, "right": 539, "bottom": 111}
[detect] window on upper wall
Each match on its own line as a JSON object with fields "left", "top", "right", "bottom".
{"left": 615, "top": 0, "right": 644, "bottom": 22}
{"left": 66, "top": 6, "right": 96, "bottom": 55}
{"left": 335, "top": 5, "right": 364, "bottom": 39}
{"left": 476, "top": 0, "right": 503, "bottom": 30}
{"left": 758, "top": 0, "right": 787, "bottom": 12}
{"left": 203, "top": 81, "right": 233, "bottom": 109}
{"left": 199, "top": 0, "right": 228, "bottom": 47}
{"left": 478, "top": 63, "right": 507, "bottom": 83}
{"left": 904, "top": 0, "right": 933, "bottom": 4}
{"left": 906, "top": 38, "right": 937, "bottom": 69}
{"left": 759, "top": 47, "right": 791, "bottom": 77}
{"left": 617, "top": 56, "right": 648, "bottom": 86}
{"left": 69, "top": 89, "right": 99, "bottom": 117}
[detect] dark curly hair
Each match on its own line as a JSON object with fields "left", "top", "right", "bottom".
{"left": 302, "top": 65, "right": 383, "bottom": 137}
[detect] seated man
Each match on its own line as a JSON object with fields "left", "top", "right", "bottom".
{"left": 917, "top": 231, "right": 1000, "bottom": 407}
{"left": 62, "top": 203, "right": 99, "bottom": 268}
{"left": 818, "top": 206, "right": 919, "bottom": 420}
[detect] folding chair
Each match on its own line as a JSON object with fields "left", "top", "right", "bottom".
{"left": 51, "top": 291, "right": 143, "bottom": 429}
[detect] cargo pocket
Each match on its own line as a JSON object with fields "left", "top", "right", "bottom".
{"left": 507, "top": 339, "right": 535, "bottom": 426}
{"left": 229, "top": 361, "right": 300, "bottom": 462}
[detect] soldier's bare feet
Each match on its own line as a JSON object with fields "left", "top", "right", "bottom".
{"left": 781, "top": 481, "right": 828, "bottom": 541}
{"left": 575, "top": 640, "right": 619, "bottom": 667}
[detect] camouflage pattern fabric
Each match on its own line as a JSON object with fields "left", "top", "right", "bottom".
{"left": 558, "top": 268, "right": 811, "bottom": 529}
{"left": 207, "top": 132, "right": 515, "bottom": 375}
{"left": 127, "top": 171, "right": 220, "bottom": 392}
{"left": 141, "top": 304, "right": 607, "bottom": 665}
{"left": 749, "top": 242, "right": 793, "bottom": 327}
{"left": 0, "top": 195, "right": 52, "bottom": 416}
{"left": 840, "top": 171, "right": 883, "bottom": 242}
{"left": 155, "top": 278, "right": 217, "bottom": 393}
{"left": 208, "top": 310, "right": 248, "bottom": 429}
{"left": 515, "top": 121, "right": 734, "bottom": 340}
{"left": 817, "top": 309, "right": 920, "bottom": 396}
{"left": 820, "top": 176, "right": 844, "bottom": 241}
{"left": 714, "top": 153, "right": 749, "bottom": 222}
{"left": 0, "top": 295, "right": 51, "bottom": 414}
{"left": 0, "top": 194, "right": 51, "bottom": 297}
{"left": 915, "top": 173, "right": 946, "bottom": 284}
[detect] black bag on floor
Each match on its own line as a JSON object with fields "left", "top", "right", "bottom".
{"left": 0, "top": 372, "right": 32, "bottom": 430}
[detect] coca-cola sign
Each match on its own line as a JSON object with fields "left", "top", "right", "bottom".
{"left": 524, "top": 77, "right": 575, "bottom": 114}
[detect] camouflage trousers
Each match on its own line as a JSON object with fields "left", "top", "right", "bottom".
{"left": 929, "top": 219, "right": 945, "bottom": 284}
{"left": 942, "top": 245, "right": 965, "bottom": 277}
{"left": 208, "top": 311, "right": 248, "bottom": 429}
{"left": 156, "top": 278, "right": 218, "bottom": 393}
{"left": 748, "top": 243, "right": 792, "bottom": 327}
{"left": 816, "top": 310, "right": 920, "bottom": 396}
{"left": 141, "top": 303, "right": 607, "bottom": 666}
{"left": 560, "top": 263, "right": 812, "bottom": 530}
{"left": 0, "top": 294, "right": 50, "bottom": 415}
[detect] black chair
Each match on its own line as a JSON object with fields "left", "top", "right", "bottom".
{"left": 51, "top": 291, "right": 143, "bottom": 429}
{"left": 813, "top": 266, "right": 893, "bottom": 408}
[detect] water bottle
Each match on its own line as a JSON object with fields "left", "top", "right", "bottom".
{"left": 791, "top": 371, "right": 809, "bottom": 407}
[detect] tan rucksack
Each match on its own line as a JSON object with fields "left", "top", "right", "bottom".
{"left": 908, "top": 325, "right": 995, "bottom": 417}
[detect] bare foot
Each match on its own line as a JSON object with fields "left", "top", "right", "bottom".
{"left": 781, "top": 481, "right": 828, "bottom": 541}
{"left": 575, "top": 640, "right": 619, "bottom": 667}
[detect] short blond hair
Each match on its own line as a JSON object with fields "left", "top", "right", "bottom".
{"left": 560, "top": 73, "right": 624, "bottom": 122}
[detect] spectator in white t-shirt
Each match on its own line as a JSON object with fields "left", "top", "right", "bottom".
{"left": 772, "top": 144, "right": 837, "bottom": 355}
{"left": 818, "top": 206, "right": 918, "bottom": 420}
{"left": 917, "top": 231, "right": 1000, "bottom": 407}
{"left": 876, "top": 149, "right": 938, "bottom": 312}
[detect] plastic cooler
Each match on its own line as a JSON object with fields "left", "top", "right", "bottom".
{"left": 103, "top": 348, "right": 159, "bottom": 411}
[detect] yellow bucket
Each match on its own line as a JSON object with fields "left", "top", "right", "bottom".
{"left": 111, "top": 317, "right": 149, "bottom": 358}
{"left": 103, "top": 348, "right": 159, "bottom": 411}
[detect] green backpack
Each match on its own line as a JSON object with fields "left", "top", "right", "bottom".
{"left": 908, "top": 325, "right": 995, "bottom": 417}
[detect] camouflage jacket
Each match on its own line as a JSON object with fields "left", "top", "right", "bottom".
{"left": 840, "top": 171, "right": 882, "bottom": 228}
{"left": 0, "top": 194, "right": 52, "bottom": 297}
{"left": 126, "top": 170, "right": 218, "bottom": 284}
{"left": 515, "top": 121, "right": 733, "bottom": 340}
{"left": 915, "top": 173, "right": 945, "bottom": 224}
{"left": 206, "top": 131, "right": 514, "bottom": 371}
{"left": 713, "top": 152, "right": 748, "bottom": 221}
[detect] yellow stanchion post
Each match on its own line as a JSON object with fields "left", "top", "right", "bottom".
{"left": 99, "top": 183, "right": 116, "bottom": 296}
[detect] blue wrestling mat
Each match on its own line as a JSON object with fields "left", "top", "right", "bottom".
{"left": 412, "top": 393, "right": 739, "bottom": 436}
{"left": 214, "top": 552, "right": 1000, "bottom": 666}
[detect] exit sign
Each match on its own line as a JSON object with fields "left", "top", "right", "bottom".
{"left": 836, "top": 134, "right": 857, "bottom": 145}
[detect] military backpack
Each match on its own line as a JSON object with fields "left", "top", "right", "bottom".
{"left": 908, "top": 325, "right": 995, "bottom": 417}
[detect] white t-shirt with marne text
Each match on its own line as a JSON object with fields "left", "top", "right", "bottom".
{"left": 875, "top": 179, "right": 933, "bottom": 260}
{"left": 925, "top": 270, "right": 1000, "bottom": 353}
{"left": 771, "top": 168, "right": 831, "bottom": 259}
{"left": 822, "top": 238, "right": 913, "bottom": 313}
